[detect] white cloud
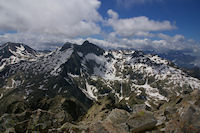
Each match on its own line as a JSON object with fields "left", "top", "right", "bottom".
{"left": 86, "top": 33, "right": 200, "bottom": 56}
{"left": 0, "top": 0, "right": 102, "bottom": 37}
{"left": 107, "top": 10, "right": 176, "bottom": 37}
{"left": 87, "top": 37, "right": 123, "bottom": 48}
{"left": 0, "top": 32, "right": 90, "bottom": 50}
{"left": 155, "top": 33, "right": 200, "bottom": 52}
{"left": 107, "top": 9, "right": 119, "bottom": 20}
{"left": 134, "top": 31, "right": 155, "bottom": 37}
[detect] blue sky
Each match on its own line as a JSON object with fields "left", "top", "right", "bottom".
{"left": 99, "top": 0, "right": 200, "bottom": 40}
{"left": 0, "top": 0, "right": 199, "bottom": 54}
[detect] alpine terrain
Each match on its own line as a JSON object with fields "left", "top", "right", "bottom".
{"left": 0, "top": 41, "right": 200, "bottom": 133}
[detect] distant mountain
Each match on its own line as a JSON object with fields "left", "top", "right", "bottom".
{"left": 183, "top": 67, "right": 200, "bottom": 80}
{"left": 37, "top": 49, "right": 52, "bottom": 54}
{"left": 143, "top": 50, "right": 200, "bottom": 80}
{"left": 0, "top": 42, "right": 38, "bottom": 71}
{"left": 144, "top": 50, "right": 197, "bottom": 69}
{"left": 0, "top": 41, "right": 200, "bottom": 132}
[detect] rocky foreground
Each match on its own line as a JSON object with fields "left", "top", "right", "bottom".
{"left": 1, "top": 89, "right": 200, "bottom": 132}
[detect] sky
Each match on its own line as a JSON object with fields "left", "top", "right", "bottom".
{"left": 0, "top": 0, "right": 200, "bottom": 55}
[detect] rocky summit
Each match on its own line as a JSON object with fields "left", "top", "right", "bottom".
{"left": 0, "top": 41, "right": 200, "bottom": 133}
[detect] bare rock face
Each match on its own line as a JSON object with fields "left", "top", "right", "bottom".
{"left": 156, "top": 90, "right": 200, "bottom": 133}
{"left": 83, "top": 90, "right": 200, "bottom": 133}
{"left": 88, "top": 121, "right": 127, "bottom": 133}
{"left": 105, "top": 109, "right": 130, "bottom": 124}
{"left": 86, "top": 108, "right": 157, "bottom": 133}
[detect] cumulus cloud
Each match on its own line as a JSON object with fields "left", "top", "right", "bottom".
{"left": 107, "top": 10, "right": 176, "bottom": 37}
{"left": 87, "top": 37, "right": 123, "bottom": 48}
{"left": 155, "top": 34, "right": 200, "bottom": 52}
{"left": 0, "top": 0, "right": 102, "bottom": 38}
{"left": 107, "top": 9, "right": 119, "bottom": 20}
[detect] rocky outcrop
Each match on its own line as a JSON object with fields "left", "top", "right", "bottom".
{"left": 60, "top": 90, "right": 200, "bottom": 133}
{"left": 163, "top": 90, "right": 200, "bottom": 133}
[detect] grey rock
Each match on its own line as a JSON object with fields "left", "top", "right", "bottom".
{"left": 127, "top": 111, "right": 157, "bottom": 133}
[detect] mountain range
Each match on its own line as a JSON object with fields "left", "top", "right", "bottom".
{"left": 0, "top": 41, "right": 200, "bottom": 133}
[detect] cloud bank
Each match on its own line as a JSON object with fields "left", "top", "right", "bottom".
{"left": 0, "top": 0, "right": 101, "bottom": 37}
{"left": 107, "top": 9, "right": 176, "bottom": 37}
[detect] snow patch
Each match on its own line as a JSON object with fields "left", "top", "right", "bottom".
{"left": 149, "top": 55, "right": 168, "bottom": 65}
{"left": 125, "top": 97, "right": 130, "bottom": 100}
{"left": 77, "top": 52, "right": 83, "bottom": 57}
{"left": 132, "top": 81, "right": 168, "bottom": 101}
{"left": 68, "top": 73, "right": 79, "bottom": 78}
{"left": 82, "top": 82, "right": 98, "bottom": 101}
{"left": 58, "top": 87, "right": 62, "bottom": 93}
{"left": 0, "top": 93, "right": 3, "bottom": 99}
{"left": 116, "top": 82, "right": 124, "bottom": 101}
{"left": 53, "top": 84, "right": 57, "bottom": 89}
{"left": 38, "top": 85, "right": 44, "bottom": 90}
{"left": 0, "top": 62, "right": 6, "bottom": 71}
{"left": 145, "top": 101, "right": 151, "bottom": 107}
{"left": 16, "top": 45, "right": 25, "bottom": 51}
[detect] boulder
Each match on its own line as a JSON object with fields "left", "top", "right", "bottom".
{"left": 105, "top": 108, "right": 130, "bottom": 124}
{"left": 127, "top": 111, "right": 157, "bottom": 133}
{"left": 88, "top": 121, "right": 127, "bottom": 133}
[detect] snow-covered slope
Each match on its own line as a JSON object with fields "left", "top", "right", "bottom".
{"left": 77, "top": 49, "right": 200, "bottom": 106}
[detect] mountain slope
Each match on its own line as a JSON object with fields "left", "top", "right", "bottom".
{"left": 0, "top": 41, "right": 200, "bottom": 132}
{"left": 0, "top": 42, "right": 38, "bottom": 71}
